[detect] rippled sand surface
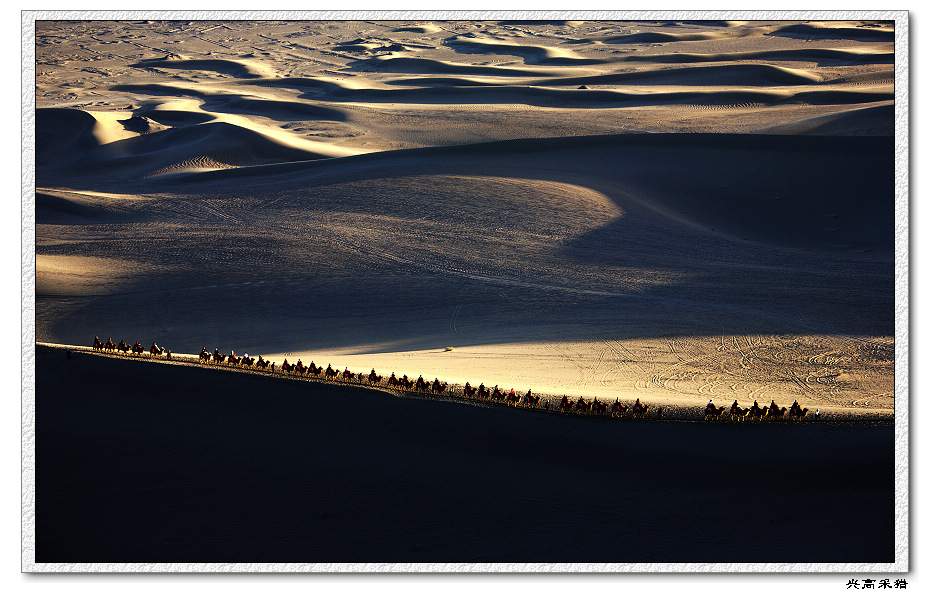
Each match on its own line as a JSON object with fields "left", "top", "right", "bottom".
{"left": 34, "top": 19, "right": 895, "bottom": 415}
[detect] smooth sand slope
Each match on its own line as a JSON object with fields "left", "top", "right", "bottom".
{"left": 35, "top": 131, "right": 894, "bottom": 413}
{"left": 36, "top": 344, "right": 894, "bottom": 564}
{"left": 31, "top": 19, "right": 898, "bottom": 565}
{"left": 34, "top": 20, "right": 895, "bottom": 416}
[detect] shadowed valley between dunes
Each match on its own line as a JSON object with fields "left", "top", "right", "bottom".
{"left": 30, "top": 18, "right": 899, "bottom": 567}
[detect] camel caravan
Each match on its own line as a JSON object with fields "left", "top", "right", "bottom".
{"left": 89, "top": 336, "right": 816, "bottom": 422}
{"left": 704, "top": 398, "right": 814, "bottom": 422}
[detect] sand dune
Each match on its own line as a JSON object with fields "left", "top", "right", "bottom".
{"left": 361, "top": 55, "right": 557, "bottom": 77}
{"left": 596, "top": 30, "right": 736, "bottom": 44}
{"left": 760, "top": 103, "right": 894, "bottom": 136}
{"left": 35, "top": 21, "right": 895, "bottom": 406}
{"left": 35, "top": 108, "right": 102, "bottom": 163}
{"left": 517, "top": 63, "right": 825, "bottom": 86}
{"left": 30, "top": 18, "right": 900, "bottom": 568}
{"left": 131, "top": 56, "right": 278, "bottom": 78}
{"left": 444, "top": 35, "right": 616, "bottom": 65}
{"left": 36, "top": 255, "right": 158, "bottom": 297}
{"left": 391, "top": 24, "right": 444, "bottom": 35}
{"left": 111, "top": 80, "right": 890, "bottom": 111}
{"left": 383, "top": 63, "right": 826, "bottom": 88}
{"left": 617, "top": 47, "right": 894, "bottom": 65}
{"left": 36, "top": 189, "right": 142, "bottom": 225}
{"left": 187, "top": 94, "right": 348, "bottom": 122}
{"left": 770, "top": 22, "right": 895, "bottom": 42}
{"left": 35, "top": 344, "right": 893, "bottom": 563}
{"left": 34, "top": 126, "right": 894, "bottom": 412}
{"left": 38, "top": 109, "right": 362, "bottom": 183}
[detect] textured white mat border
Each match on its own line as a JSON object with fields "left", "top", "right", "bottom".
{"left": 20, "top": 9, "right": 910, "bottom": 575}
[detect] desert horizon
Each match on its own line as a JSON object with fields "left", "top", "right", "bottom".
{"left": 26, "top": 14, "right": 904, "bottom": 573}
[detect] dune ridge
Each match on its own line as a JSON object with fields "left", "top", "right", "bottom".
{"left": 596, "top": 30, "right": 736, "bottom": 44}
{"left": 35, "top": 344, "right": 894, "bottom": 563}
{"left": 30, "top": 19, "right": 900, "bottom": 567}
{"left": 34, "top": 129, "right": 893, "bottom": 411}
{"left": 360, "top": 55, "right": 559, "bottom": 77}
{"left": 445, "top": 35, "right": 618, "bottom": 65}
{"left": 770, "top": 22, "right": 895, "bottom": 42}
{"left": 131, "top": 56, "right": 278, "bottom": 79}
{"left": 615, "top": 47, "right": 894, "bottom": 65}
{"left": 112, "top": 80, "right": 890, "bottom": 110}
{"left": 35, "top": 18, "right": 896, "bottom": 419}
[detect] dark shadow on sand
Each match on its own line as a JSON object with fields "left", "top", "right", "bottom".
{"left": 35, "top": 345, "right": 894, "bottom": 564}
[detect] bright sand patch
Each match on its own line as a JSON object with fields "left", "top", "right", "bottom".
{"left": 29, "top": 16, "right": 901, "bottom": 570}
{"left": 34, "top": 19, "right": 896, "bottom": 416}
{"left": 268, "top": 333, "right": 893, "bottom": 416}
{"left": 35, "top": 344, "right": 895, "bottom": 563}
{"left": 36, "top": 254, "right": 154, "bottom": 296}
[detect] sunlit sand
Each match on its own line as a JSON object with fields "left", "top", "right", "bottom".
{"left": 31, "top": 17, "right": 899, "bottom": 567}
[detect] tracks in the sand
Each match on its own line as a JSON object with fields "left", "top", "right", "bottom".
{"left": 41, "top": 342, "right": 885, "bottom": 424}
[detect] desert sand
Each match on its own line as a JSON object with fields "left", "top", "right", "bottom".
{"left": 28, "top": 17, "right": 900, "bottom": 569}
{"left": 35, "top": 343, "right": 894, "bottom": 565}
